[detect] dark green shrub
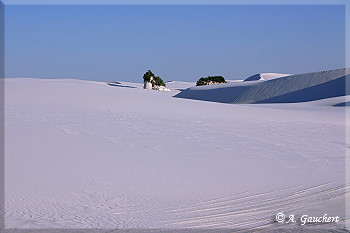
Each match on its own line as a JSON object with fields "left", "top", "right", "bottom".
{"left": 143, "top": 70, "right": 155, "bottom": 82}
{"left": 196, "top": 77, "right": 208, "bottom": 86}
{"left": 143, "top": 70, "right": 166, "bottom": 87}
{"left": 153, "top": 76, "right": 166, "bottom": 87}
{"left": 196, "top": 76, "right": 226, "bottom": 86}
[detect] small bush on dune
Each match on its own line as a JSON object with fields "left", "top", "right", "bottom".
{"left": 153, "top": 76, "right": 166, "bottom": 87}
{"left": 196, "top": 76, "right": 226, "bottom": 86}
{"left": 143, "top": 70, "right": 155, "bottom": 83}
{"left": 143, "top": 70, "right": 166, "bottom": 87}
{"left": 196, "top": 77, "right": 208, "bottom": 86}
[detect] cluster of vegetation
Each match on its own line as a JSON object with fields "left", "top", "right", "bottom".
{"left": 143, "top": 70, "right": 166, "bottom": 87}
{"left": 143, "top": 70, "right": 154, "bottom": 82}
{"left": 196, "top": 76, "right": 226, "bottom": 86}
{"left": 152, "top": 76, "right": 166, "bottom": 87}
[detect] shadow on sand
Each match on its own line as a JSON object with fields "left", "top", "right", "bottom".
{"left": 107, "top": 82, "right": 137, "bottom": 89}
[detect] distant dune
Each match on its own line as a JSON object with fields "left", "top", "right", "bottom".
{"left": 244, "top": 73, "right": 291, "bottom": 81}
{"left": 175, "top": 68, "right": 349, "bottom": 104}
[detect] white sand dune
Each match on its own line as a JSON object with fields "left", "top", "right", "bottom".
{"left": 243, "top": 73, "right": 292, "bottom": 81}
{"left": 175, "top": 68, "right": 349, "bottom": 104}
{"left": 165, "top": 81, "right": 196, "bottom": 91}
{"left": 4, "top": 76, "right": 348, "bottom": 231}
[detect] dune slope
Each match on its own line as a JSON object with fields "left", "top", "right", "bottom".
{"left": 175, "top": 68, "right": 350, "bottom": 104}
{"left": 4, "top": 77, "right": 348, "bottom": 231}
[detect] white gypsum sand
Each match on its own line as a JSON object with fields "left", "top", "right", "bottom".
{"left": 4, "top": 76, "right": 348, "bottom": 230}
{"left": 175, "top": 68, "right": 349, "bottom": 104}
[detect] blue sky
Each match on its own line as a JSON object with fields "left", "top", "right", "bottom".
{"left": 5, "top": 4, "right": 345, "bottom": 82}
